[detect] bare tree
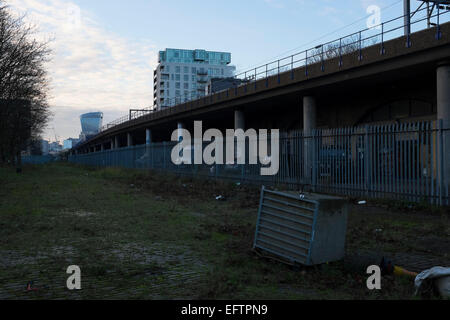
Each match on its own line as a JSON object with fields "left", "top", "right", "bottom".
{"left": 308, "top": 34, "right": 380, "bottom": 64}
{"left": 0, "top": 1, "right": 51, "bottom": 167}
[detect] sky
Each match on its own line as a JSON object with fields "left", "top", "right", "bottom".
{"left": 4, "top": 0, "right": 411, "bottom": 142}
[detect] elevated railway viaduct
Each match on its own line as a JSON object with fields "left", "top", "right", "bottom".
{"left": 73, "top": 22, "right": 450, "bottom": 154}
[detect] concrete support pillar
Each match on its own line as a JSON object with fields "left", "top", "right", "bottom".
{"left": 101, "top": 144, "right": 104, "bottom": 152}
{"left": 146, "top": 129, "right": 152, "bottom": 145}
{"left": 234, "top": 110, "right": 245, "bottom": 131}
{"left": 127, "top": 133, "right": 133, "bottom": 147}
{"left": 303, "top": 96, "right": 317, "bottom": 132}
{"left": 110, "top": 140, "right": 114, "bottom": 150}
{"left": 437, "top": 63, "right": 450, "bottom": 195}
{"left": 437, "top": 64, "right": 450, "bottom": 124}
{"left": 114, "top": 136, "right": 119, "bottom": 149}
{"left": 177, "top": 122, "right": 185, "bottom": 142}
{"left": 144, "top": 128, "right": 153, "bottom": 160}
{"left": 303, "top": 96, "right": 317, "bottom": 183}
{"left": 234, "top": 110, "right": 245, "bottom": 163}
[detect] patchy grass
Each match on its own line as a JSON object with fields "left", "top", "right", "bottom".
{"left": 0, "top": 163, "right": 448, "bottom": 300}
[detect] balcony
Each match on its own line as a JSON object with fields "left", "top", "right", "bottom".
{"left": 197, "top": 75, "right": 208, "bottom": 83}
{"left": 197, "top": 69, "right": 208, "bottom": 76}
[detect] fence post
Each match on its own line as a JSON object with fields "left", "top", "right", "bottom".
{"left": 305, "top": 50, "right": 308, "bottom": 76}
{"left": 358, "top": 31, "right": 363, "bottom": 61}
{"left": 312, "top": 129, "right": 318, "bottom": 192}
{"left": 364, "top": 125, "right": 371, "bottom": 196}
{"left": 438, "top": 119, "right": 444, "bottom": 206}
{"left": 163, "top": 142, "right": 167, "bottom": 169}
{"left": 151, "top": 144, "right": 154, "bottom": 169}
{"left": 321, "top": 45, "right": 324, "bottom": 72}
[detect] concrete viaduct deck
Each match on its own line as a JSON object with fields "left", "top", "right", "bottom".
{"left": 73, "top": 21, "right": 450, "bottom": 153}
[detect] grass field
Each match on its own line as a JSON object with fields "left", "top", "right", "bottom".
{"left": 0, "top": 163, "right": 449, "bottom": 299}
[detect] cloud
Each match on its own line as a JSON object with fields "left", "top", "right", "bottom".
{"left": 6, "top": 0, "right": 159, "bottom": 141}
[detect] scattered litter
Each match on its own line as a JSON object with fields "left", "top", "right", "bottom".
{"left": 415, "top": 267, "right": 450, "bottom": 298}
{"left": 215, "top": 195, "right": 226, "bottom": 201}
{"left": 299, "top": 194, "right": 305, "bottom": 200}
{"left": 380, "top": 257, "right": 417, "bottom": 278}
{"left": 130, "top": 184, "right": 135, "bottom": 188}
{"left": 374, "top": 229, "right": 383, "bottom": 233}
{"left": 26, "top": 281, "right": 38, "bottom": 292}
{"left": 358, "top": 200, "right": 367, "bottom": 205}
{"left": 155, "top": 196, "right": 164, "bottom": 201}
{"left": 182, "top": 184, "right": 187, "bottom": 188}
{"left": 236, "top": 182, "right": 241, "bottom": 186}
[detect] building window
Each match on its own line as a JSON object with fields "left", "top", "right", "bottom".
{"left": 184, "top": 66, "right": 189, "bottom": 73}
{"left": 176, "top": 74, "right": 180, "bottom": 81}
{"left": 176, "top": 66, "right": 181, "bottom": 73}
{"left": 176, "top": 82, "right": 180, "bottom": 89}
{"left": 192, "top": 67, "right": 196, "bottom": 74}
{"left": 171, "top": 74, "right": 174, "bottom": 80}
{"left": 184, "top": 75, "right": 189, "bottom": 82}
{"left": 192, "top": 75, "right": 196, "bottom": 81}
{"left": 175, "top": 90, "right": 180, "bottom": 96}
{"left": 184, "top": 83, "right": 189, "bottom": 89}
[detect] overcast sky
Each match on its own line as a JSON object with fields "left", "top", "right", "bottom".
{"left": 5, "top": 0, "right": 409, "bottom": 142}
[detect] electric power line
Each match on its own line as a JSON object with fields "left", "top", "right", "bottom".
{"left": 234, "top": 0, "right": 404, "bottom": 74}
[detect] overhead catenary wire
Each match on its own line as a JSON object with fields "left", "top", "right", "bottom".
{"left": 233, "top": 0, "right": 404, "bottom": 74}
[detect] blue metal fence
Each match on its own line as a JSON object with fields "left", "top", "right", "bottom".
{"left": 69, "top": 120, "right": 449, "bottom": 206}
{"left": 22, "top": 155, "right": 56, "bottom": 165}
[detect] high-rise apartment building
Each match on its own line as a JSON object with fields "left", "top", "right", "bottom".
{"left": 153, "top": 48, "right": 235, "bottom": 109}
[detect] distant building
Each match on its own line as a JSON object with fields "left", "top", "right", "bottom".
{"left": 63, "top": 138, "right": 80, "bottom": 150}
{"left": 41, "top": 140, "right": 49, "bottom": 155}
{"left": 49, "top": 142, "right": 62, "bottom": 154}
{"left": 206, "top": 77, "right": 250, "bottom": 95}
{"left": 153, "top": 48, "right": 236, "bottom": 109}
{"left": 80, "top": 112, "right": 103, "bottom": 141}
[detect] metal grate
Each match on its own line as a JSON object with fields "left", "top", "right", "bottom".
{"left": 253, "top": 186, "right": 319, "bottom": 265}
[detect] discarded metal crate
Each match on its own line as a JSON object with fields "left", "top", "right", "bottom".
{"left": 253, "top": 186, "right": 349, "bottom": 266}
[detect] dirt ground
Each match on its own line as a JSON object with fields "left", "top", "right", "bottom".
{"left": 0, "top": 163, "right": 448, "bottom": 299}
